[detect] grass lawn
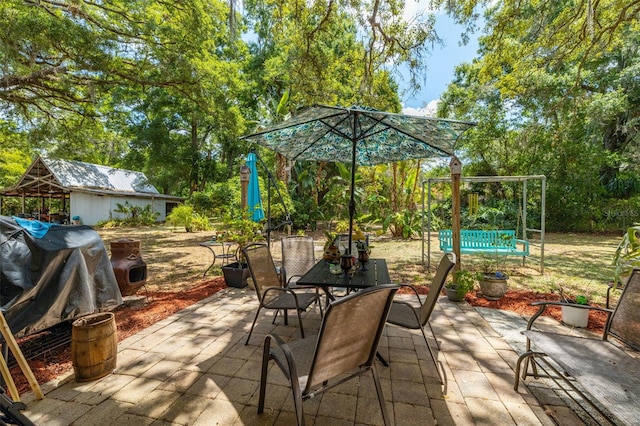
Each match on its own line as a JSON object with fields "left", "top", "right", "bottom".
{"left": 97, "top": 226, "right": 622, "bottom": 307}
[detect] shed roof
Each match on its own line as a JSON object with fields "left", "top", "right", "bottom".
{"left": 0, "top": 156, "right": 175, "bottom": 199}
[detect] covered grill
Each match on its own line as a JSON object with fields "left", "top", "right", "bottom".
{"left": 0, "top": 215, "right": 122, "bottom": 338}
{"left": 110, "top": 239, "right": 147, "bottom": 296}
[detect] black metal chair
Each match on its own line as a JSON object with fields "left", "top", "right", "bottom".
{"left": 258, "top": 284, "right": 400, "bottom": 426}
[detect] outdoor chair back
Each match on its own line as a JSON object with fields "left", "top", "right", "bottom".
{"left": 334, "top": 233, "right": 368, "bottom": 255}
{"left": 607, "top": 268, "right": 640, "bottom": 350}
{"left": 258, "top": 284, "right": 399, "bottom": 426}
{"left": 281, "top": 236, "right": 316, "bottom": 286}
{"left": 243, "top": 242, "right": 281, "bottom": 298}
{"left": 418, "top": 253, "right": 456, "bottom": 326}
{"left": 386, "top": 253, "right": 455, "bottom": 384}
{"left": 242, "top": 243, "right": 321, "bottom": 345}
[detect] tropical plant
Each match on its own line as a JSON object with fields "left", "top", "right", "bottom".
{"left": 447, "top": 269, "right": 478, "bottom": 299}
{"left": 612, "top": 224, "right": 640, "bottom": 284}
{"left": 221, "top": 211, "right": 264, "bottom": 249}
{"left": 555, "top": 282, "right": 592, "bottom": 306}
{"left": 113, "top": 202, "right": 159, "bottom": 226}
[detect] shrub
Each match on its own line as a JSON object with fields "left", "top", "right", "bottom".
{"left": 166, "top": 205, "right": 195, "bottom": 232}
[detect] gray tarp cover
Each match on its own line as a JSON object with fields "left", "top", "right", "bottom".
{"left": 0, "top": 215, "right": 122, "bottom": 338}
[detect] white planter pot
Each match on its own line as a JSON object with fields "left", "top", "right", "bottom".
{"left": 561, "top": 305, "right": 589, "bottom": 328}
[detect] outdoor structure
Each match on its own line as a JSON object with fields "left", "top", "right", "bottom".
{"left": 422, "top": 175, "right": 546, "bottom": 273}
{"left": 0, "top": 156, "right": 182, "bottom": 226}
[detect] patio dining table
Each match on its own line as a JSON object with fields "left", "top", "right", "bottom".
{"left": 296, "top": 258, "right": 391, "bottom": 302}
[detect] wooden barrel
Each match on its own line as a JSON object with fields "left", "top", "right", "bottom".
{"left": 71, "top": 312, "right": 117, "bottom": 382}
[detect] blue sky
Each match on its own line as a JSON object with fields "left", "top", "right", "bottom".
{"left": 399, "top": 11, "right": 480, "bottom": 113}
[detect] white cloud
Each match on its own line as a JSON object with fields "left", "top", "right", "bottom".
{"left": 402, "top": 100, "right": 440, "bottom": 117}
{"left": 402, "top": 0, "right": 441, "bottom": 22}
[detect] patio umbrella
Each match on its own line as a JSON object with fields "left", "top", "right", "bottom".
{"left": 246, "top": 152, "right": 265, "bottom": 222}
{"left": 242, "top": 104, "right": 475, "bottom": 253}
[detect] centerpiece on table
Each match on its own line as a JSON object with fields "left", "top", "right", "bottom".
{"left": 356, "top": 239, "right": 370, "bottom": 271}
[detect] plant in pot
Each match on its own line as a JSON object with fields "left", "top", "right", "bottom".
{"left": 478, "top": 250, "right": 509, "bottom": 300}
{"left": 445, "top": 269, "right": 478, "bottom": 302}
{"left": 322, "top": 230, "right": 340, "bottom": 263}
{"left": 612, "top": 224, "right": 640, "bottom": 287}
{"left": 555, "top": 282, "right": 592, "bottom": 328}
{"left": 220, "top": 212, "right": 264, "bottom": 288}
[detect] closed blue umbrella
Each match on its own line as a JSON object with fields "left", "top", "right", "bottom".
{"left": 246, "top": 153, "right": 265, "bottom": 222}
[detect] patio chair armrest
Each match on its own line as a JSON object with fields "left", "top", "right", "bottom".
{"left": 264, "top": 333, "right": 299, "bottom": 383}
{"left": 285, "top": 275, "right": 304, "bottom": 286}
{"left": 526, "top": 301, "right": 613, "bottom": 330}
{"left": 396, "top": 283, "right": 424, "bottom": 305}
{"left": 262, "top": 286, "right": 305, "bottom": 308}
{"left": 262, "top": 286, "right": 289, "bottom": 297}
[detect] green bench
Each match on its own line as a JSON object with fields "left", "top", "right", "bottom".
{"left": 438, "top": 230, "right": 529, "bottom": 263}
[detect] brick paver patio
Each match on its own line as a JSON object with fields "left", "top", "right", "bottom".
{"left": 20, "top": 287, "right": 586, "bottom": 425}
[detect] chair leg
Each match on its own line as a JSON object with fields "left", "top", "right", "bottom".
{"left": 291, "top": 380, "right": 306, "bottom": 426}
{"left": 372, "top": 364, "right": 391, "bottom": 426}
{"left": 258, "top": 337, "right": 271, "bottom": 413}
{"left": 246, "top": 306, "right": 262, "bottom": 346}
{"left": 317, "top": 295, "right": 324, "bottom": 319}
{"left": 296, "top": 309, "right": 305, "bottom": 339}
{"left": 428, "top": 322, "right": 441, "bottom": 349}
{"left": 420, "top": 325, "right": 444, "bottom": 384}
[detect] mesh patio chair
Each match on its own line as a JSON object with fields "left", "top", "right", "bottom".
{"left": 258, "top": 284, "right": 400, "bottom": 426}
{"left": 386, "top": 253, "right": 455, "bottom": 384}
{"left": 281, "top": 236, "right": 326, "bottom": 306}
{"left": 280, "top": 235, "right": 317, "bottom": 287}
{"left": 243, "top": 243, "right": 322, "bottom": 346}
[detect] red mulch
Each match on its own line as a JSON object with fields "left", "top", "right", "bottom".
{"left": 398, "top": 286, "right": 608, "bottom": 332}
{"left": 8, "top": 279, "right": 607, "bottom": 397}
{"left": 8, "top": 277, "right": 226, "bottom": 396}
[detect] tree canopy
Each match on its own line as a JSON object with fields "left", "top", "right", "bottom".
{"left": 2, "top": 0, "right": 640, "bottom": 232}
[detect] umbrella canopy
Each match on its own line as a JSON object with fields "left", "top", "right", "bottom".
{"left": 242, "top": 104, "right": 475, "bottom": 251}
{"left": 246, "top": 152, "right": 265, "bottom": 222}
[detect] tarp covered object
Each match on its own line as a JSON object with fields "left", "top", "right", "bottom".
{"left": 0, "top": 215, "right": 122, "bottom": 338}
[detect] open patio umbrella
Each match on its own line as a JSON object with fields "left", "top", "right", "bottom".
{"left": 242, "top": 104, "right": 475, "bottom": 253}
{"left": 246, "top": 152, "right": 265, "bottom": 222}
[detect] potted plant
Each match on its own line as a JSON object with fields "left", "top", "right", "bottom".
{"left": 476, "top": 231, "right": 514, "bottom": 300}
{"left": 220, "top": 212, "right": 264, "bottom": 288}
{"left": 445, "top": 269, "right": 478, "bottom": 302}
{"left": 556, "top": 283, "right": 591, "bottom": 328}
{"left": 322, "top": 230, "right": 340, "bottom": 263}
{"left": 612, "top": 224, "right": 640, "bottom": 286}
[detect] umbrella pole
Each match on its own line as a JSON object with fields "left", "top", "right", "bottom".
{"left": 267, "top": 178, "right": 271, "bottom": 246}
{"left": 450, "top": 157, "right": 462, "bottom": 272}
{"left": 348, "top": 135, "right": 358, "bottom": 257}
